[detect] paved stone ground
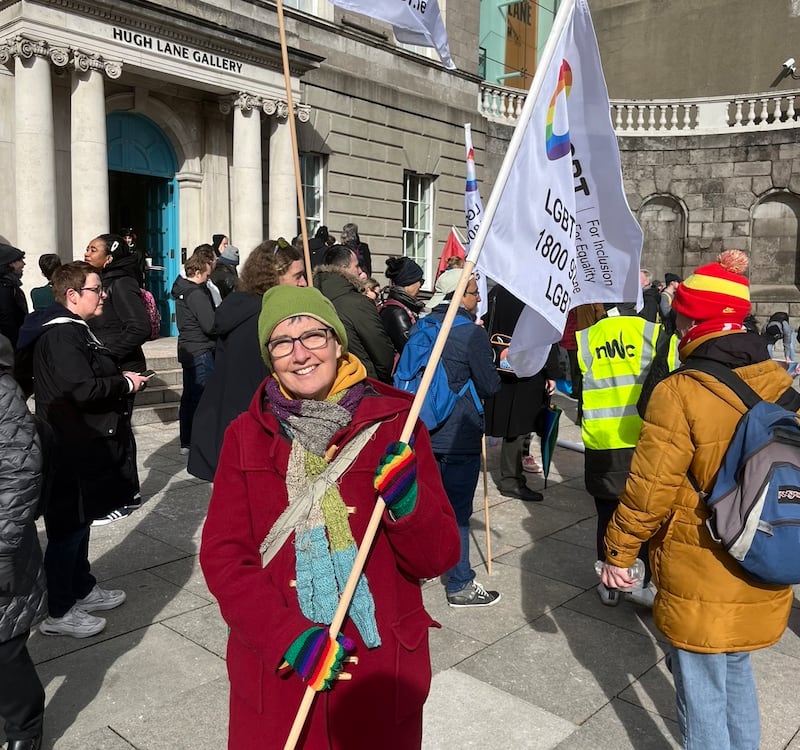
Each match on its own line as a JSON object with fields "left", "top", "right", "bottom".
{"left": 7, "top": 394, "right": 800, "bottom": 749}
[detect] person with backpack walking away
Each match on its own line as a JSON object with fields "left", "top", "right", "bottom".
{"left": 599, "top": 249, "right": 795, "bottom": 750}
{"left": 401, "top": 269, "right": 501, "bottom": 607}
{"left": 762, "top": 311, "right": 794, "bottom": 362}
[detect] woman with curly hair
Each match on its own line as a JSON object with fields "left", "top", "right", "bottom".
{"left": 188, "top": 240, "right": 307, "bottom": 481}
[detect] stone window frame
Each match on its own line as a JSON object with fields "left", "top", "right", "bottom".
{"left": 299, "top": 152, "right": 325, "bottom": 237}
{"left": 402, "top": 170, "right": 435, "bottom": 288}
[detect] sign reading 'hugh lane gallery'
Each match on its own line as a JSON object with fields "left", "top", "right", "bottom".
{"left": 112, "top": 27, "right": 244, "bottom": 74}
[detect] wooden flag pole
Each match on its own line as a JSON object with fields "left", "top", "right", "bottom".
{"left": 481, "top": 434, "right": 493, "bottom": 575}
{"left": 275, "top": 0, "right": 312, "bottom": 276}
{"left": 283, "top": 261, "right": 478, "bottom": 750}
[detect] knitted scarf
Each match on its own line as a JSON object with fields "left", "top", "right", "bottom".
{"left": 678, "top": 320, "right": 746, "bottom": 360}
{"left": 265, "top": 358, "right": 381, "bottom": 647}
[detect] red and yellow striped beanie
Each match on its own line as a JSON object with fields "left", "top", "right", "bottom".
{"left": 671, "top": 249, "right": 750, "bottom": 323}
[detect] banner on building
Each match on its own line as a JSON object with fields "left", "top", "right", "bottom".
{"left": 476, "top": 0, "right": 642, "bottom": 376}
{"left": 330, "top": 0, "right": 456, "bottom": 69}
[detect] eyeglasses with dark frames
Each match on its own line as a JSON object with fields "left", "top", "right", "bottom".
{"left": 79, "top": 285, "right": 108, "bottom": 297}
{"left": 267, "top": 327, "right": 334, "bottom": 359}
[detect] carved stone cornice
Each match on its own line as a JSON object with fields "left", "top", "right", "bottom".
{"left": 0, "top": 35, "right": 122, "bottom": 79}
{"left": 219, "top": 93, "right": 311, "bottom": 122}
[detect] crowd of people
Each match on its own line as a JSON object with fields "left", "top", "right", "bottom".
{"left": 0, "top": 227, "right": 797, "bottom": 750}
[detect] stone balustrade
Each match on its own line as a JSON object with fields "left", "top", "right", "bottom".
{"left": 479, "top": 82, "right": 800, "bottom": 135}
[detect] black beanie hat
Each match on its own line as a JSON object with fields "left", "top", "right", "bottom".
{"left": 0, "top": 244, "right": 24, "bottom": 268}
{"left": 385, "top": 256, "right": 424, "bottom": 287}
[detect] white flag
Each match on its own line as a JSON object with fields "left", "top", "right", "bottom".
{"left": 330, "top": 0, "right": 456, "bottom": 70}
{"left": 477, "top": 0, "right": 642, "bottom": 376}
{"left": 464, "top": 124, "right": 488, "bottom": 319}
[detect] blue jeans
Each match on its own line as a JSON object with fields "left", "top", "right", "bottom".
{"left": 42, "top": 524, "right": 95, "bottom": 618}
{"left": 435, "top": 453, "right": 481, "bottom": 594}
{"left": 670, "top": 647, "right": 760, "bottom": 750}
{"left": 179, "top": 350, "right": 215, "bottom": 447}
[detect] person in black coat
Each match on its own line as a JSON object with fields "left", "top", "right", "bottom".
{"left": 16, "top": 262, "right": 149, "bottom": 640}
{"left": 483, "top": 285, "right": 559, "bottom": 502}
{"left": 379, "top": 256, "right": 425, "bottom": 357}
{"left": 172, "top": 253, "right": 217, "bottom": 453}
{"left": 0, "top": 334, "right": 46, "bottom": 750}
{"left": 341, "top": 222, "right": 372, "bottom": 277}
{"left": 638, "top": 269, "right": 661, "bottom": 324}
{"left": 188, "top": 240, "right": 307, "bottom": 481}
{"left": 0, "top": 244, "right": 28, "bottom": 348}
{"left": 83, "top": 234, "right": 150, "bottom": 372}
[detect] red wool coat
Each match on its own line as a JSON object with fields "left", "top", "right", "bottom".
{"left": 200, "top": 378, "right": 460, "bottom": 750}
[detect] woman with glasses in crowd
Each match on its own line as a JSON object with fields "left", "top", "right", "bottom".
{"left": 16, "top": 262, "right": 149, "bottom": 640}
{"left": 200, "top": 284, "right": 458, "bottom": 749}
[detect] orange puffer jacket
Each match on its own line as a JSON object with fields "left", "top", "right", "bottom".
{"left": 605, "top": 355, "right": 795, "bottom": 653}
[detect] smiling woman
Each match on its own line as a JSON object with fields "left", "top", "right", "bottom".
{"left": 200, "top": 284, "right": 460, "bottom": 750}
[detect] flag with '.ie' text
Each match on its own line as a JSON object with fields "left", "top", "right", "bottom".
{"left": 464, "top": 124, "right": 488, "bottom": 319}
{"left": 476, "top": 0, "right": 642, "bottom": 376}
{"left": 329, "top": 0, "right": 455, "bottom": 69}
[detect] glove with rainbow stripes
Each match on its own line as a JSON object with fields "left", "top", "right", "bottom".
{"left": 282, "top": 627, "right": 354, "bottom": 691}
{"left": 374, "top": 441, "right": 417, "bottom": 519}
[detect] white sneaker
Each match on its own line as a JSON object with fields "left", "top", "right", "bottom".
{"left": 39, "top": 605, "right": 107, "bottom": 638}
{"left": 625, "top": 583, "right": 656, "bottom": 608}
{"left": 75, "top": 585, "right": 126, "bottom": 612}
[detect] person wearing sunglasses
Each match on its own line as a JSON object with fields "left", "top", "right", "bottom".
{"left": 15, "top": 262, "right": 149, "bottom": 641}
{"left": 200, "top": 285, "right": 458, "bottom": 749}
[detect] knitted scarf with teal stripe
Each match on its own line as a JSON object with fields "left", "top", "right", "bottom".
{"left": 267, "top": 378, "right": 380, "bottom": 648}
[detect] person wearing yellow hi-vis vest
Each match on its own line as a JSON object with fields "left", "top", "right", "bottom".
{"left": 577, "top": 307, "right": 679, "bottom": 606}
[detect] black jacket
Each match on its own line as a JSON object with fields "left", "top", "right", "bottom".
{"left": 379, "top": 288, "right": 425, "bottom": 356}
{"left": 210, "top": 262, "right": 238, "bottom": 300}
{"left": 314, "top": 266, "right": 394, "bottom": 382}
{"left": 428, "top": 305, "right": 500, "bottom": 455}
{"left": 188, "top": 291, "right": 268, "bottom": 481}
{"left": 17, "top": 306, "right": 138, "bottom": 528}
{"left": 171, "top": 276, "right": 216, "bottom": 362}
{"left": 639, "top": 285, "right": 661, "bottom": 324}
{"left": 88, "top": 255, "right": 150, "bottom": 371}
{"left": 0, "top": 272, "right": 27, "bottom": 348}
{"left": 483, "top": 286, "right": 560, "bottom": 439}
{"left": 0, "top": 334, "right": 47, "bottom": 642}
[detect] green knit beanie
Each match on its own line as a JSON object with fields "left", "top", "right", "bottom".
{"left": 258, "top": 286, "right": 348, "bottom": 366}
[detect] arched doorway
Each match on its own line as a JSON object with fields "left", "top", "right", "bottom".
{"left": 638, "top": 194, "right": 686, "bottom": 281}
{"left": 751, "top": 192, "right": 800, "bottom": 287}
{"left": 107, "top": 112, "right": 179, "bottom": 335}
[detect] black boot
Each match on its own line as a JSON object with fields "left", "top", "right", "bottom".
{"left": 7, "top": 737, "right": 42, "bottom": 750}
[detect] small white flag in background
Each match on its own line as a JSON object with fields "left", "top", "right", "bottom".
{"left": 464, "top": 124, "right": 488, "bottom": 319}
{"left": 330, "top": 0, "right": 456, "bottom": 69}
{"left": 477, "top": 0, "right": 642, "bottom": 376}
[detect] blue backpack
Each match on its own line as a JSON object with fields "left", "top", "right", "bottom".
{"left": 393, "top": 315, "right": 483, "bottom": 431}
{"left": 683, "top": 358, "right": 800, "bottom": 585}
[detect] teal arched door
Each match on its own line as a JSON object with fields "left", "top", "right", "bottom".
{"left": 107, "top": 112, "right": 179, "bottom": 336}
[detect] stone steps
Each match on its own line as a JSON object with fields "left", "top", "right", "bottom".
{"left": 135, "top": 338, "right": 181, "bottom": 426}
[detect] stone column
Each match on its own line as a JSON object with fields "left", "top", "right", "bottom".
{"left": 267, "top": 100, "right": 297, "bottom": 242}
{"left": 12, "top": 39, "right": 61, "bottom": 261}
{"left": 70, "top": 52, "right": 121, "bottom": 255}
{"left": 229, "top": 93, "right": 263, "bottom": 261}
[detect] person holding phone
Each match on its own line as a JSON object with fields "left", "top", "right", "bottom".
{"left": 16, "top": 262, "right": 148, "bottom": 639}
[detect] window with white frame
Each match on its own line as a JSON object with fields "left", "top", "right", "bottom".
{"left": 402, "top": 172, "right": 434, "bottom": 287}
{"left": 282, "top": 0, "right": 334, "bottom": 21}
{"left": 299, "top": 153, "right": 324, "bottom": 237}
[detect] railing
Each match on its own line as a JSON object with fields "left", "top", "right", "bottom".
{"left": 479, "top": 82, "right": 800, "bottom": 135}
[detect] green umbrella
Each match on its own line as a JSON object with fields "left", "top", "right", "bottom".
{"left": 539, "top": 403, "right": 563, "bottom": 489}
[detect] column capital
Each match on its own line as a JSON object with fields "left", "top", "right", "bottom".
{"left": 72, "top": 49, "right": 123, "bottom": 80}
{"left": 0, "top": 35, "right": 122, "bottom": 79}
{"left": 218, "top": 92, "right": 311, "bottom": 122}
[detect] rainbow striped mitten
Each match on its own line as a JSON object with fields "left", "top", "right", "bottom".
{"left": 282, "top": 627, "right": 354, "bottom": 691}
{"left": 374, "top": 441, "right": 417, "bottom": 519}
